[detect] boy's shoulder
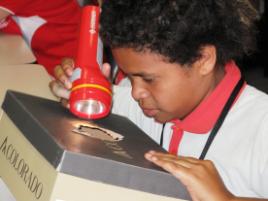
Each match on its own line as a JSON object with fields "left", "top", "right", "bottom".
{"left": 235, "top": 84, "right": 268, "bottom": 114}
{"left": 243, "top": 84, "right": 268, "bottom": 102}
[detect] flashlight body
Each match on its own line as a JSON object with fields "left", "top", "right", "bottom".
{"left": 69, "top": 5, "right": 112, "bottom": 119}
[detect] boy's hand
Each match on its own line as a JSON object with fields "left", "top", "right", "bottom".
{"left": 145, "top": 151, "right": 234, "bottom": 201}
{"left": 54, "top": 57, "right": 74, "bottom": 90}
{"left": 49, "top": 57, "right": 111, "bottom": 108}
{"left": 49, "top": 58, "right": 74, "bottom": 108}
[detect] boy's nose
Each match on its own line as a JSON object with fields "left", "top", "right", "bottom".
{"left": 131, "top": 80, "right": 148, "bottom": 102}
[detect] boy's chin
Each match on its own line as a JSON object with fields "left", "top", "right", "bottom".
{"left": 142, "top": 111, "right": 175, "bottom": 124}
{"left": 152, "top": 116, "right": 171, "bottom": 124}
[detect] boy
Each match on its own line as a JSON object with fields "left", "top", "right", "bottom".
{"left": 50, "top": 0, "right": 268, "bottom": 200}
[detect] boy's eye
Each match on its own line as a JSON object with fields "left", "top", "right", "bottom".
{"left": 143, "top": 77, "right": 154, "bottom": 83}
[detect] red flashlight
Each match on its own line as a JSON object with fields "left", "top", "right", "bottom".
{"left": 69, "top": 5, "right": 112, "bottom": 119}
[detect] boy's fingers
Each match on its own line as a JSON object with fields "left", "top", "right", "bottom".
{"left": 54, "top": 65, "right": 72, "bottom": 89}
{"left": 62, "top": 57, "right": 75, "bottom": 76}
{"left": 145, "top": 153, "right": 192, "bottom": 169}
{"left": 54, "top": 64, "right": 65, "bottom": 80}
{"left": 145, "top": 151, "right": 199, "bottom": 164}
{"left": 49, "top": 80, "right": 70, "bottom": 100}
{"left": 62, "top": 57, "right": 74, "bottom": 67}
{"left": 60, "top": 98, "right": 70, "bottom": 109}
{"left": 102, "top": 63, "right": 111, "bottom": 79}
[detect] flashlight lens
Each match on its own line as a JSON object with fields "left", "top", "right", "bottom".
{"left": 75, "top": 99, "right": 105, "bottom": 116}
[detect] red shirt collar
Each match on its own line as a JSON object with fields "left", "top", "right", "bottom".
{"left": 172, "top": 61, "right": 244, "bottom": 133}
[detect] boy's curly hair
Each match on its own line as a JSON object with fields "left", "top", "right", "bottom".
{"left": 100, "top": 0, "right": 258, "bottom": 66}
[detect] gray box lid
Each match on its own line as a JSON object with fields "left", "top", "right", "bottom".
{"left": 2, "top": 90, "right": 191, "bottom": 200}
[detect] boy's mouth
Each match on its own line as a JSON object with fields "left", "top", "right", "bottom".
{"left": 142, "top": 108, "right": 158, "bottom": 117}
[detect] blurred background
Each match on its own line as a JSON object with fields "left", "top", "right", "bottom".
{"left": 241, "top": 0, "right": 268, "bottom": 93}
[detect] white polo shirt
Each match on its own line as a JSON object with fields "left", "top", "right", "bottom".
{"left": 112, "top": 62, "right": 268, "bottom": 198}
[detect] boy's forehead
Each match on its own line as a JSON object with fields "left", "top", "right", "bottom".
{"left": 112, "top": 48, "right": 186, "bottom": 76}
{"left": 113, "top": 49, "right": 161, "bottom": 72}
{"left": 112, "top": 48, "right": 167, "bottom": 65}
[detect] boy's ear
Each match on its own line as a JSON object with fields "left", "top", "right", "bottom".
{"left": 196, "top": 45, "right": 217, "bottom": 76}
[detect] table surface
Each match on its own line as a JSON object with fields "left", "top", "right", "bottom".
{"left": 0, "top": 64, "right": 57, "bottom": 118}
{"left": 0, "top": 33, "right": 36, "bottom": 65}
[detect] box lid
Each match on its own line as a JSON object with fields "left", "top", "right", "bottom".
{"left": 2, "top": 90, "right": 190, "bottom": 200}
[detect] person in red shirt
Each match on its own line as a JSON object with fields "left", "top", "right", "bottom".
{"left": 0, "top": 0, "right": 82, "bottom": 77}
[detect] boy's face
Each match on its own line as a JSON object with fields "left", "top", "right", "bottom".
{"left": 112, "top": 48, "right": 216, "bottom": 123}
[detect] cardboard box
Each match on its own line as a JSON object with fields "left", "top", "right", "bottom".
{"left": 0, "top": 90, "right": 190, "bottom": 201}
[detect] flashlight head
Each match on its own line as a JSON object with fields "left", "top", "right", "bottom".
{"left": 69, "top": 78, "right": 112, "bottom": 119}
{"left": 74, "top": 99, "right": 105, "bottom": 115}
